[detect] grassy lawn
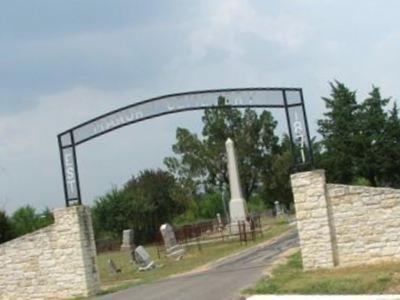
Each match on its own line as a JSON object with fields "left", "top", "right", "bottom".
{"left": 97, "top": 217, "right": 289, "bottom": 294}
{"left": 245, "top": 251, "right": 400, "bottom": 295}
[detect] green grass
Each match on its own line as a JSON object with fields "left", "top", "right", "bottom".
{"left": 97, "top": 218, "right": 290, "bottom": 294}
{"left": 246, "top": 251, "right": 400, "bottom": 295}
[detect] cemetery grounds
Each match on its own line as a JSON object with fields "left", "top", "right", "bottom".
{"left": 96, "top": 215, "right": 289, "bottom": 295}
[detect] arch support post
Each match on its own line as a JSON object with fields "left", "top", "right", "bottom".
{"left": 58, "top": 131, "right": 82, "bottom": 207}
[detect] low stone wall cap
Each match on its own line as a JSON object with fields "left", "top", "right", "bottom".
{"left": 291, "top": 169, "right": 325, "bottom": 176}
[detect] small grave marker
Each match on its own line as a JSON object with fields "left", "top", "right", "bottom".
{"left": 160, "top": 223, "right": 185, "bottom": 260}
{"left": 134, "top": 245, "right": 155, "bottom": 271}
{"left": 121, "top": 229, "right": 135, "bottom": 251}
{"left": 108, "top": 258, "right": 121, "bottom": 275}
{"left": 275, "top": 201, "right": 283, "bottom": 216}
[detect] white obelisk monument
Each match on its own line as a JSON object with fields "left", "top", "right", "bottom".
{"left": 225, "top": 138, "right": 248, "bottom": 233}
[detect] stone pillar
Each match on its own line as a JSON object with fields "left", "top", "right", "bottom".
{"left": 225, "top": 138, "right": 248, "bottom": 224}
{"left": 274, "top": 201, "right": 283, "bottom": 216}
{"left": 0, "top": 205, "right": 100, "bottom": 299}
{"left": 53, "top": 205, "right": 101, "bottom": 298}
{"left": 216, "top": 213, "right": 222, "bottom": 225}
{"left": 291, "top": 170, "right": 335, "bottom": 270}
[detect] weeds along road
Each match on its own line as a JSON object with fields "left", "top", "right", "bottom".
{"left": 97, "top": 231, "right": 299, "bottom": 300}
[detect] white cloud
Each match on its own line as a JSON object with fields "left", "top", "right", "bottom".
{"left": 188, "top": 0, "right": 311, "bottom": 61}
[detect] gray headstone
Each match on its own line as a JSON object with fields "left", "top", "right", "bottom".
{"left": 274, "top": 201, "right": 282, "bottom": 216}
{"left": 108, "top": 258, "right": 121, "bottom": 275}
{"left": 134, "top": 245, "right": 155, "bottom": 271}
{"left": 160, "top": 223, "right": 185, "bottom": 260}
{"left": 121, "top": 229, "right": 135, "bottom": 251}
{"left": 216, "top": 213, "right": 223, "bottom": 227}
{"left": 160, "top": 223, "right": 178, "bottom": 249}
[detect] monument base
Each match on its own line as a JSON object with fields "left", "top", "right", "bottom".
{"left": 229, "top": 198, "right": 248, "bottom": 221}
{"left": 166, "top": 245, "right": 185, "bottom": 260}
{"left": 138, "top": 261, "right": 155, "bottom": 271}
{"left": 229, "top": 220, "right": 250, "bottom": 235}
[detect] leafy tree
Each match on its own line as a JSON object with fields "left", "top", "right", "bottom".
{"left": 317, "top": 81, "right": 359, "bottom": 183}
{"left": 198, "top": 192, "right": 225, "bottom": 220}
{"left": 91, "top": 187, "right": 128, "bottom": 240}
{"left": 165, "top": 97, "right": 279, "bottom": 200}
{"left": 247, "top": 195, "right": 267, "bottom": 214}
{"left": 92, "top": 169, "right": 186, "bottom": 243}
{"left": 0, "top": 210, "right": 14, "bottom": 243}
{"left": 123, "top": 169, "right": 185, "bottom": 232}
{"left": 1, "top": 206, "right": 54, "bottom": 239}
{"left": 380, "top": 102, "right": 400, "bottom": 187}
{"left": 261, "top": 150, "right": 293, "bottom": 210}
{"left": 11, "top": 205, "right": 39, "bottom": 236}
{"left": 258, "top": 135, "right": 321, "bottom": 210}
{"left": 355, "top": 86, "right": 390, "bottom": 186}
{"left": 36, "top": 207, "right": 55, "bottom": 228}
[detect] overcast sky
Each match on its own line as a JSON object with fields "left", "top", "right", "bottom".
{"left": 1, "top": 0, "right": 399, "bottom": 213}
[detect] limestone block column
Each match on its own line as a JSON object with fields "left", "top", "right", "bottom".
{"left": 291, "top": 170, "right": 335, "bottom": 270}
{"left": 0, "top": 205, "right": 100, "bottom": 300}
{"left": 53, "top": 205, "right": 100, "bottom": 298}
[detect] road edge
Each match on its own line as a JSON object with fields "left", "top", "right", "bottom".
{"left": 168, "top": 227, "right": 297, "bottom": 279}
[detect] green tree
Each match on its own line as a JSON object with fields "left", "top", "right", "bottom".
{"left": 36, "top": 207, "right": 54, "bottom": 228}
{"left": 165, "top": 97, "right": 279, "bottom": 200}
{"left": 11, "top": 205, "right": 39, "bottom": 236}
{"left": 380, "top": 102, "right": 400, "bottom": 187}
{"left": 0, "top": 210, "right": 14, "bottom": 243}
{"left": 197, "top": 192, "right": 224, "bottom": 220}
{"left": 355, "top": 86, "right": 390, "bottom": 186}
{"left": 247, "top": 195, "right": 267, "bottom": 214}
{"left": 92, "top": 187, "right": 131, "bottom": 240}
{"left": 261, "top": 150, "right": 293, "bottom": 210}
{"left": 92, "top": 169, "right": 186, "bottom": 243}
{"left": 259, "top": 135, "right": 315, "bottom": 210}
{"left": 317, "top": 81, "right": 359, "bottom": 183}
{"left": 123, "top": 169, "right": 185, "bottom": 231}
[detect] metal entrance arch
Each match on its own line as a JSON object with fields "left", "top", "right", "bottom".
{"left": 58, "top": 87, "right": 313, "bottom": 207}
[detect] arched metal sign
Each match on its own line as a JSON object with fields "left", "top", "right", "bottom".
{"left": 58, "top": 88, "right": 313, "bottom": 207}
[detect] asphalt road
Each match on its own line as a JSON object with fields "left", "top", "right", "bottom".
{"left": 97, "top": 231, "right": 299, "bottom": 300}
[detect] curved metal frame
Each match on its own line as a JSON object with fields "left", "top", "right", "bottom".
{"left": 58, "top": 87, "right": 313, "bottom": 207}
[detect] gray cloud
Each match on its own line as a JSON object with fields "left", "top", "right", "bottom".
{"left": 1, "top": 0, "right": 400, "bottom": 212}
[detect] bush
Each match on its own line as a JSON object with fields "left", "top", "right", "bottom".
{"left": 10, "top": 206, "right": 54, "bottom": 237}
{"left": 172, "top": 192, "right": 227, "bottom": 226}
{"left": 198, "top": 192, "right": 225, "bottom": 219}
{"left": 172, "top": 209, "right": 199, "bottom": 226}
{"left": 0, "top": 210, "right": 14, "bottom": 243}
{"left": 352, "top": 177, "right": 371, "bottom": 186}
{"left": 91, "top": 169, "right": 189, "bottom": 244}
{"left": 248, "top": 194, "right": 267, "bottom": 214}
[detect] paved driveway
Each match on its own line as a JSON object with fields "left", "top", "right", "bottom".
{"left": 97, "top": 231, "right": 299, "bottom": 300}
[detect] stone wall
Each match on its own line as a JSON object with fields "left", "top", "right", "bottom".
{"left": 0, "top": 205, "right": 100, "bottom": 300}
{"left": 291, "top": 170, "right": 400, "bottom": 270}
